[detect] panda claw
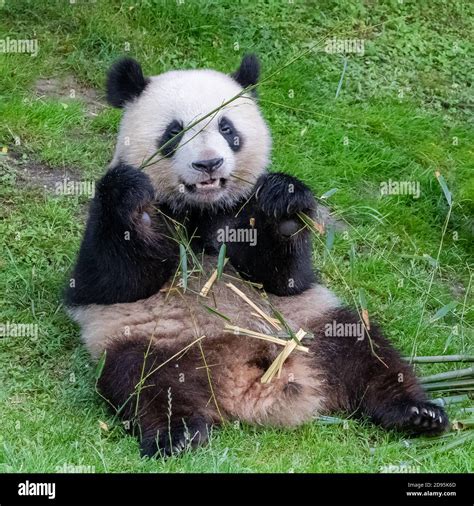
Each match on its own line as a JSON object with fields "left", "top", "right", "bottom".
{"left": 403, "top": 402, "right": 449, "bottom": 435}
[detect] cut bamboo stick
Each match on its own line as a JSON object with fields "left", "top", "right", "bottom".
{"left": 423, "top": 379, "right": 474, "bottom": 391}
{"left": 223, "top": 325, "right": 309, "bottom": 352}
{"left": 452, "top": 419, "right": 474, "bottom": 430}
{"left": 421, "top": 366, "right": 474, "bottom": 384}
{"left": 314, "top": 415, "right": 346, "bottom": 425}
{"left": 199, "top": 259, "right": 229, "bottom": 297}
{"left": 405, "top": 355, "right": 474, "bottom": 363}
{"left": 418, "top": 431, "right": 474, "bottom": 459}
{"left": 431, "top": 394, "right": 472, "bottom": 406}
{"left": 226, "top": 282, "right": 281, "bottom": 330}
{"left": 261, "top": 329, "right": 306, "bottom": 384}
{"left": 457, "top": 408, "right": 474, "bottom": 415}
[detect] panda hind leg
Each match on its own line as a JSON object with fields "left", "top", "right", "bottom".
{"left": 97, "top": 337, "right": 220, "bottom": 458}
{"left": 309, "top": 307, "right": 449, "bottom": 436}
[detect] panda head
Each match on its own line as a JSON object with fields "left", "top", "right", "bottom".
{"left": 107, "top": 55, "right": 271, "bottom": 211}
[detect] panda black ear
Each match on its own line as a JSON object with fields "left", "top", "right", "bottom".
{"left": 106, "top": 57, "right": 149, "bottom": 108}
{"left": 232, "top": 54, "right": 260, "bottom": 89}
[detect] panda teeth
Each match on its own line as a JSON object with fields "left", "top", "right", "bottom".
{"left": 196, "top": 178, "right": 221, "bottom": 189}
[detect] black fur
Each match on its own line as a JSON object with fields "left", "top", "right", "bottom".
{"left": 218, "top": 116, "right": 242, "bottom": 152}
{"left": 106, "top": 57, "right": 149, "bottom": 108}
{"left": 65, "top": 164, "right": 178, "bottom": 305}
{"left": 232, "top": 54, "right": 260, "bottom": 89}
{"left": 309, "top": 306, "right": 449, "bottom": 435}
{"left": 157, "top": 119, "right": 184, "bottom": 158}
{"left": 97, "top": 337, "right": 216, "bottom": 457}
{"left": 223, "top": 172, "right": 317, "bottom": 295}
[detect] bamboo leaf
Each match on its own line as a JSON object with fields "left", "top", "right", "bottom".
{"left": 217, "top": 243, "right": 226, "bottom": 280}
{"left": 430, "top": 301, "right": 457, "bottom": 322}
{"left": 325, "top": 225, "right": 335, "bottom": 253}
{"left": 202, "top": 304, "right": 232, "bottom": 322}
{"left": 320, "top": 188, "right": 338, "bottom": 200}
{"left": 435, "top": 171, "right": 452, "bottom": 206}
{"left": 335, "top": 57, "right": 348, "bottom": 99}
{"left": 95, "top": 350, "right": 107, "bottom": 381}
{"left": 272, "top": 309, "right": 302, "bottom": 346}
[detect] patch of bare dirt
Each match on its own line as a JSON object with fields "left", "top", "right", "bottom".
{"left": 5, "top": 151, "right": 79, "bottom": 192}
{"left": 34, "top": 75, "right": 106, "bottom": 116}
{"left": 315, "top": 202, "right": 347, "bottom": 231}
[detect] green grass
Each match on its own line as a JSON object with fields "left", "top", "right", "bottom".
{"left": 0, "top": 0, "right": 473, "bottom": 473}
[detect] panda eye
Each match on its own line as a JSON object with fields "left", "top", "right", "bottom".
{"left": 170, "top": 127, "right": 182, "bottom": 137}
{"left": 219, "top": 121, "right": 232, "bottom": 135}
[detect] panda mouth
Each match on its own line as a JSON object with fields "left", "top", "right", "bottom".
{"left": 186, "top": 178, "right": 227, "bottom": 192}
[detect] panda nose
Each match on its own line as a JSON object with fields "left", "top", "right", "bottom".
{"left": 192, "top": 157, "right": 224, "bottom": 174}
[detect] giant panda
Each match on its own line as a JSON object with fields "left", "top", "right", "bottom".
{"left": 65, "top": 55, "right": 448, "bottom": 457}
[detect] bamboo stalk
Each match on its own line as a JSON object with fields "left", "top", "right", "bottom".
{"left": 423, "top": 379, "right": 474, "bottom": 391}
{"left": 226, "top": 282, "right": 281, "bottom": 330}
{"left": 452, "top": 419, "right": 474, "bottom": 430}
{"left": 405, "top": 355, "right": 474, "bottom": 363}
{"left": 457, "top": 408, "right": 474, "bottom": 415}
{"left": 314, "top": 415, "right": 346, "bottom": 425}
{"left": 419, "top": 431, "right": 474, "bottom": 459}
{"left": 421, "top": 366, "right": 474, "bottom": 384}
{"left": 431, "top": 394, "right": 472, "bottom": 406}
{"left": 223, "top": 325, "right": 309, "bottom": 352}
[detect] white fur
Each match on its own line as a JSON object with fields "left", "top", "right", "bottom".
{"left": 111, "top": 69, "right": 272, "bottom": 210}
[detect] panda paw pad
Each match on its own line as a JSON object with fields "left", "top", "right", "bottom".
{"left": 403, "top": 402, "right": 449, "bottom": 435}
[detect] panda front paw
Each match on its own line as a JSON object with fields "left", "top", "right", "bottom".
{"left": 254, "top": 173, "right": 316, "bottom": 235}
{"left": 140, "top": 417, "right": 210, "bottom": 459}
{"left": 96, "top": 163, "right": 155, "bottom": 214}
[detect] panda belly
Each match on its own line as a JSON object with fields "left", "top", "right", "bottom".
{"left": 69, "top": 256, "right": 340, "bottom": 426}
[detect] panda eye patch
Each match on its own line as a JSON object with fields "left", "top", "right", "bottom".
{"left": 219, "top": 117, "right": 242, "bottom": 152}
{"left": 158, "top": 120, "right": 183, "bottom": 157}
